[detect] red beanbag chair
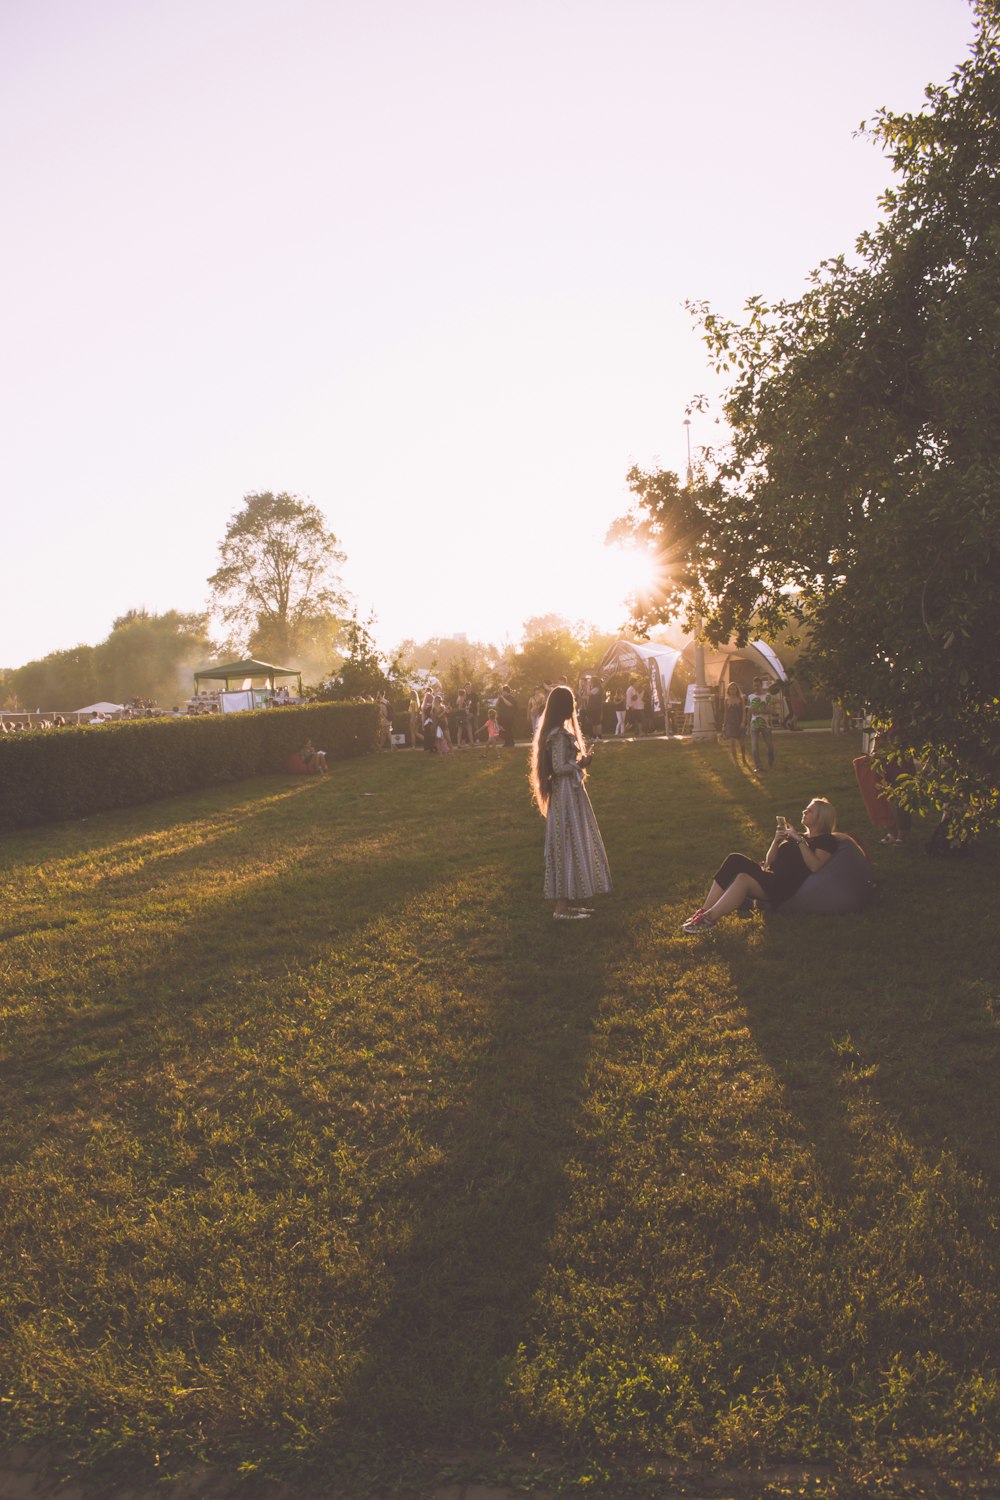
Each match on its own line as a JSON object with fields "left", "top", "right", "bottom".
{"left": 854, "top": 754, "right": 893, "bottom": 829}
{"left": 286, "top": 753, "right": 320, "bottom": 775}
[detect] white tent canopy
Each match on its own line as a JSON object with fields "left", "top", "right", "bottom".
{"left": 75, "top": 701, "right": 125, "bottom": 715}
{"left": 598, "top": 640, "right": 682, "bottom": 712}
{"left": 683, "top": 639, "right": 786, "bottom": 686}
{"left": 598, "top": 637, "right": 787, "bottom": 722}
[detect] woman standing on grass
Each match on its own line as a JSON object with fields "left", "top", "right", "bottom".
{"left": 432, "top": 693, "right": 452, "bottom": 753}
{"left": 529, "top": 685, "right": 612, "bottom": 921}
{"left": 722, "top": 682, "right": 748, "bottom": 766}
{"left": 421, "top": 689, "right": 436, "bottom": 753}
{"left": 407, "top": 690, "right": 422, "bottom": 748}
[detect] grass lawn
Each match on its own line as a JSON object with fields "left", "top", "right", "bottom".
{"left": 0, "top": 734, "right": 997, "bottom": 1498}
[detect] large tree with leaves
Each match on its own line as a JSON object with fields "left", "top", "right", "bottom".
{"left": 9, "top": 610, "right": 215, "bottom": 711}
{"left": 208, "top": 491, "right": 348, "bottom": 664}
{"left": 507, "top": 616, "right": 612, "bottom": 699}
{"left": 98, "top": 608, "right": 216, "bottom": 706}
{"left": 619, "top": 5, "right": 1000, "bottom": 834}
{"left": 314, "top": 614, "right": 403, "bottom": 701}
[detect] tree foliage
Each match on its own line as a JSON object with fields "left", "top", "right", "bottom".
{"left": 507, "top": 617, "right": 613, "bottom": 697}
{"left": 10, "top": 646, "right": 100, "bottom": 713}
{"left": 314, "top": 615, "right": 403, "bottom": 702}
{"left": 8, "top": 610, "right": 214, "bottom": 711}
{"left": 618, "top": 10, "right": 1000, "bottom": 834}
{"left": 397, "top": 635, "right": 499, "bottom": 698}
{"left": 208, "top": 491, "right": 348, "bottom": 664}
{"left": 98, "top": 609, "right": 216, "bottom": 706}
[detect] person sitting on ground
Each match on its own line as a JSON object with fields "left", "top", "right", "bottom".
{"left": 299, "top": 737, "right": 328, "bottom": 774}
{"left": 682, "top": 797, "right": 839, "bottom": 935}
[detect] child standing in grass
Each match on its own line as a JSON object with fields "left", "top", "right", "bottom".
{"left": 529, "top": 685, "right": 612, "bottom": 921}
{"left": 478, "top": 707, "right": 503, "bottom": 750}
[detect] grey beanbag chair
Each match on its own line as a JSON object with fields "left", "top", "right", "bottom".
{"left": 779, "top": 833, "right": 875, "bottom": 915}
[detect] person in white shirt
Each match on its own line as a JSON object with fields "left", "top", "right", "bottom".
{"left": 746, "top": 676, "right": 780, "bottom": 771}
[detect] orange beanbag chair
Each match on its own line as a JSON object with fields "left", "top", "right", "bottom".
{"left": 286, "top": 753, "right": 321, "bottom": 775}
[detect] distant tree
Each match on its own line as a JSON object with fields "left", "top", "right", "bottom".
{"left": 9, "top": 612, "right": 216, "bottom": 710}
{"left": 507, "top": 617, "right": 609, "bottom": 697}
{"left": 520, "top": 613, "right": 572, "bottom": 641}
{"left": 399, "top": 635, "right": 498, "bottom": 675}
{"left": 314, "top": 615, "right": 403, "bottom": 701}
{"left": 11, "top": 646, "right": 100, "bottom": 711}
{"left": 439, "top": 652, "right": 491, "bottom": 700}
{"left": 267, "top": 613, "right": 349, "bottom": 693}
{"left": 397, "top": 635, "right": 499, "bottom": 698}
{"left": 616, "top": 8, "right": 1000, "bottom": 834}
{"left": 99, "top": 609, "right": 216, "bottom": 706}
{"left": 208, "top": 491, "right": 348, "bottom": 663}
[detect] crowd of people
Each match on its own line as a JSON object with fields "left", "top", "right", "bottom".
{"left": 385, "top": 669, "right": 817, "bottom": 764}
{"left": 392, "top": 674, "right": 675, "bottom": 756}
{"left": 1, "top": 697, "right": 172, "bottom": 730}
{"left": 410, "top": 683, "right": 512, "bottom": 753}
{"left": 0, "top": 716, "right": 67, "bottom": 732}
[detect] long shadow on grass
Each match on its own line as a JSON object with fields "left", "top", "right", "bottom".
{"left": 669, "top": 745, "right": 1000, "bottom": 1189}
{"left": 732, "top": 851, "right": 1000, "bottom": 1198}
{"left": 323, "top": 888, "right": 608, "bottom": 1460}
{"left": 723, "top": 923, "right": 1000, "bottom": 1450}
{"left": 1, "top": 753, "right": 606, "bottom": 1471}
{"left": 0, "top": 789, "right": 486, "bottom": 1142}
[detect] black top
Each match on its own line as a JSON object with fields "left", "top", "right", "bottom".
{"left": 768, "top": 833, "right": 839, "bottom": 906}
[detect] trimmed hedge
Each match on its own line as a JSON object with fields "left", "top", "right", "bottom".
{"left": 0, "top": 703, "right": 379, "bottom": 833}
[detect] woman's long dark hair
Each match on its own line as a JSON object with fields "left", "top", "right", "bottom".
{"left": 529, "top": 685, "right": 585, "bottom": 815}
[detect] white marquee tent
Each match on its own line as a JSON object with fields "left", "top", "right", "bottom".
{"left": 598, "top": 638, "right": 787, "bottom": 722}
{"left": 597, "top": 640, "right": 683, "bottom": 712}
{"left": 74, "top": 701, "right": 125, "bottom": 718}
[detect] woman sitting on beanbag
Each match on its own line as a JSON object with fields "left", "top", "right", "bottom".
{"left": 682, "top": 797, "right": 839, "bottom": 935}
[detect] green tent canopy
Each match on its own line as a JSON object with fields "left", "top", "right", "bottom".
{"left": 193, "top": 658, "right": 302, "bottom": 695}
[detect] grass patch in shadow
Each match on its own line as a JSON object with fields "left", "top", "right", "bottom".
{"left": 0, "top": 736, "right": 996, "bottom": 1497}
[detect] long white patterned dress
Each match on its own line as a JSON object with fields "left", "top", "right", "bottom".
{"left": 543, "top": 727, "right": 613, "bottom": 901}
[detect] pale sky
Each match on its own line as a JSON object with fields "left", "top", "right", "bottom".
{"left": 1, "top": 0, "right": 976, "bottom": 671}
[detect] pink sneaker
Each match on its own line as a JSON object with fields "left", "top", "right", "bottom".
{"left": 682, "top": 911, "right": 716, "bottom": 935}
